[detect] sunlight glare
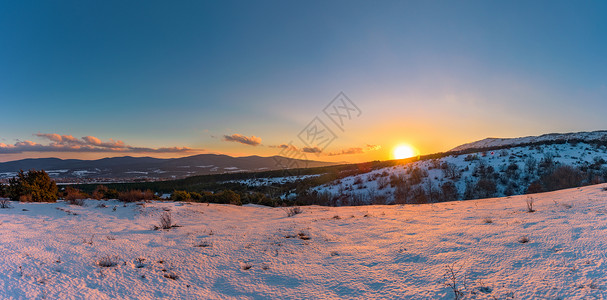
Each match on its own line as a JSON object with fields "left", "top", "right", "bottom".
{"left": 393, "top": 144, "right": 416, "bottom": 160}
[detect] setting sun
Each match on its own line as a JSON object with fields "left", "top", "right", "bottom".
{"left": 393, "top": 144, "right": 416, "bottom": 160}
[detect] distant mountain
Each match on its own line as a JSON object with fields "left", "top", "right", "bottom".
{"left": 0, "top": 154, "right": 338, "bottom": 180}
{"left": 450, "top": 130, "right": 607, "bottom": 152}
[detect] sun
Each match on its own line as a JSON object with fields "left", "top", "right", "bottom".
{"left": 393, "top": 144, "right": 416, "bottom": 160}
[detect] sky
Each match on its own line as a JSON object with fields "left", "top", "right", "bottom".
{"left": 1, "top": 0, "right": 607, "bottom": 163}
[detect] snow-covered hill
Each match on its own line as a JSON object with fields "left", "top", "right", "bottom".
{"left": 2, "top": 185, "right": 607, "bottom": 299}
{"left": 450, "top": 130, "right": 607, "bottom": 152}
{"left": 312, "top": 142, "right": 607, "bottom": 205}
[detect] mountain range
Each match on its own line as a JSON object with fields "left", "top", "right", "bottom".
{"left": 0, "top": 154, "right": 337, "bottom": 180}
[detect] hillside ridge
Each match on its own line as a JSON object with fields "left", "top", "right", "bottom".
{"left": 451, "top": 130, "right": 607, "bottom": 152}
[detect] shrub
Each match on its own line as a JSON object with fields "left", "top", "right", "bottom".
{"left": 443, "top": 263, "right": 466, "bottom": 300}
{"left": 283, "top": 206, "right": 302, "bottom": 217}
{"left": 97, "top": 255, "right": 120, "bottom": 267}
{"left": 92, "top": 185, "right": 119, "bottom": 200}
{"left": 64, "top": 187, "right": 87, "bottom": 205}
{"left": 439, "top": 181, "right": 459, "bottom": 202}
{"left": 163, "top": 272, "right": 179, "bottom": 280}
{"left": 0, "top": 199, "right": 12, "bottom": 209}
{"left": 526, "top": 181, "right": 543, "bottom": 194}
{"left": 473, "top": 179, "right": 497, "bottom": 199}
{"left": 118, "top": 189, "right": 154, "bottom": 202}
{"left": 159, "top": 212, "right": 173, "bottom": 229}
{"left": 207, "top": 190, "right": 241, "bottom": 205}
{"left": 540, "top": 165, "right": 584, "bottom": 191}
{"left": 189, "top": 192, "right": 203, "bottom": 201}
{"left": 526, "top": 197, "right": 535, "bottom": 213}
{"left": 171, "top": 190, "right": 191, "bottom": 201}
{"left": 7, "top": 170, "right": 58, "bottom": 202}
{"left": 409, "top": 167, "right": 427, "bottom": 185}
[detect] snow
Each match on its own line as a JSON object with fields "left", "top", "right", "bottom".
{"left": 227, "top": 174, "right": 322, "bottom": 187}
{"left": 72, "top": 170, "right": 98, "bottom": 177}
{"left": 2, "top": 185, "right": 607, "bottom": 298}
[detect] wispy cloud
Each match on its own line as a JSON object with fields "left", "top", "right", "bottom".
{"left": 223, "top": 134, "right": 262, "bottom": 146}
{"left": 0, "top": 133, "right": 195, "bottom": 154}
{"left": 302, "top": 146, "right": 322, "bottom": 154}
{"left": 269, "top": 143, "right": 381, "bottom": 156}
{"left": 269, "top": 144, "right": 299, "bottom": 151}
{"left": 327, "top": 144, "right": 382, "bottom": 156}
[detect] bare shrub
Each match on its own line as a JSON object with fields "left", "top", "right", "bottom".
{"left": 118, "top": 189, "right": 155, "bottom": 202}
{"left": 64, "top": 187, "right": 86, "bottom": 205}
{"left": 0, "top": 199, "right": 12, "bottom": 209}
{"left": 377, "top": 176, "right": 389, "bottom": 190}
{"left": 163, "top": 271, "right": 179, "bottom": 280}
{"left": 283, "top": 206, "right": 302, "bottom": 217}
{"left": 195, "top": 241, "right": 212, "bottom": 248}
{"left": 97, "top": 255, "right": 120, "bottom": 267}
{"left": 297, "top": 232, "right": 310, "bottom": 240}
{"left": 443, "top": 263, "right": 466, "bottom": 300}
{"left": 541, "top": 165, "right": 584, "bottom": 191}
{"left": 241, "top": 263, "right": 252, "bottom": 270}
{"left": 482, "top": 217, "right": 493, "bottom": 224}
{"left": 134, "top": 258, "right": 146, "bottom": 268}
{"left": 160, "top": 212, "right": 173, "bottom": 230}
{"left": 526, "top": 197, "right": 535, "bottom": 213}
{"left": 67, "top": 197, "right": 85, "bottom": 206}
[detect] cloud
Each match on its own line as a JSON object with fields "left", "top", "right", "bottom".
{"left": 302, "top": 146, "right": 322, "bottom": 154}
{"left": 269, "top": 144, "right": 299, "bottom": 151}
{"left": 223, "top": 134, "right": 262, "bottom": 146}
{"left": 327, "top": 144, "right": 382, "bottom": 156}
{"left": 366, "top": 144, "right": 382, "bottom": 151}
{"left": 0, "top": 133, "right": 196, "bottom": 154}
{"left": 328, "top": 147, "right": 364, "bottom": 156}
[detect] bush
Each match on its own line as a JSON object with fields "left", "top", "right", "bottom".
{"left": 7, "top": 170, "right": 58, "bottom": 202}
{"left": 92, "top": 185, "right": 119, "bottom": 200}
{"left": 540, "top": 165, "right": 584, "bottom": 191}
{"left": 283, "top": 206, "right": 302, "bottom": 217}
{"left": 160, "top": 212, "right": 173, "bottom": 229}
{"left": 473, "top": 179, "right": 497, "bottom": 199}
{"left": 439, "top": 181, "right": 459, "bottom": 202}
{"left": 64, "top": 187, "right": 87, "bottom": 205}
{"left": 171, "top": 190, "right": 191, "bottom": 201}
{"left": 0, "top": 199, "right": 12, "bottom": 209}
{"left": 97, "top": 255, "right": 120, "bottom": 267}
{"left": 118, "top": 189, "right": 154, "bottom": 202}
{"left": 526, "top": 197, "right": 535, "bottom": 213}
{"left": 203, "top": 190, "right": 241, "bottom": 205}
{"left": 189, "top": 192, "right": 203, "bottom": 201}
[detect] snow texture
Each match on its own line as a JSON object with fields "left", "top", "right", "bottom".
{"left": 2, "top": 184, "right": 607, "bottom": 299}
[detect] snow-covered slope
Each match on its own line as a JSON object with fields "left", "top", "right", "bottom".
{"left": 451, "top": 130, "right": 607, "bottom": 152}
{"left": 312, "top": 142, "right": 607, "bottom": 204}
{"left": 2, "top": 185, "right": 607, "bottom": 299}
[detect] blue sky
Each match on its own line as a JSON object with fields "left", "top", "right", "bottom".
{"left": 1, "top": 0, "right": 606, "bottom": 162}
